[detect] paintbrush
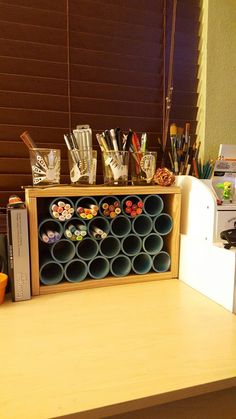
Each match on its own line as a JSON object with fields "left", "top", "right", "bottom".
{"left": 20, "top": 131, "right": 37, "bottom": 150}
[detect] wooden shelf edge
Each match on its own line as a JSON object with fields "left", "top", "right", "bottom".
{"left": 39, "top": 272, "right": 174, "bottom": 295}
{"left": 25, "top": 184, "right": 181, "bottom": 198}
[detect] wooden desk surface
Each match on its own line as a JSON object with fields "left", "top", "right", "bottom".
{"left": 1, "top": 279, "right": 236, "bottom": 419}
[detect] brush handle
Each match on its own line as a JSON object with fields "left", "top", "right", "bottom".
{"left": 20, "top": 131, "right": 37, "bottom": 149}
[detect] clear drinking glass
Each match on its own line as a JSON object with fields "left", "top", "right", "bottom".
{"left": 29, "top": 148, "right": 61, "bottom": 186}
{"left": 68, "top": 149, "right": 97, "bottom": 185}
{"left": 130, "top": 151, "right": 157, "bottom": 185}
{"left": 101, "top": 150, "right": 129, "bottom": 185}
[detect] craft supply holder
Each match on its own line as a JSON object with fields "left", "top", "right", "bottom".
{"left": 25, "top": 185, "right": 181, "bottom": 296}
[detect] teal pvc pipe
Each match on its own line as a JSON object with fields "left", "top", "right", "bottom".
{"left": 38, "top": 218, "right": 63, "bottom": 244}
{"left": 153, "top": 213, "right": 173, "bottom": 235}
{"left": 40, "top": 260, "right": 64, "bottom": 285}
{"left": 50, "top": 238, "right": 75, "bottom": 263}
{"left": 88, "top": 256, "right": 110, "bottom": 279}
{"left": 64, "top": 258, "right": 88, "bottom": 282}
{"left": 88, "top": 216, "right": 110, "bottom": 239}
{"left": 152, "top": 251, "right": 171, "bottom": 272}
{"left": 131, "top": 214, "right": 153, "bottom": 237}
{"left": 76, "top": 237, "right": 99, "bottom": 260}
{"left": 143, "top": 194, "right": 164, "bottom": 217}
{"left": 98, "top": 195, "right": 121, "bottom": 217}
{"left": 121, "top": 195, "right": 143, "bottom": 217}
{"left": 75, "top": 196, "right": 98, "bottom": 219}
{"left": 99, "top": 236, "right": 121, "bottom": 258}
{"left": 121, "top": 234, "right": 142, "bottom": 256}
{"left": 110, "top": 215, "right": 131, "bottom": 238}
{"left": 49, "top": 197, "right": 75, "bottom": 221}
{"left": 110, "top": 254, "right": 132, "bottom": 277}
{"left": 132, "top": 252, "right": 152, "bottom": 274}
{"left": 142, "top": 233, "right": 163, "bottom": 255}
{"left": 64, "top": 217, "right": 87, "bottom": 241}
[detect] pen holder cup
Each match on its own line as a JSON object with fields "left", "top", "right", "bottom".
{"left": 29, "top": 148, "right": 61, "bottom": 186}
{"left": 130, "top": 151, "right": 157, "bottom": 185}
{"left": 68, "top": 149, "right": 97, "bottom": 185}
{"left": 101, "top": 150, "right": 129, "bottom": 185}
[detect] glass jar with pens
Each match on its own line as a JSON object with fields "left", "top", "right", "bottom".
{"left": 101, "top": 150, "right": 129, "bottom": 186}
{"left": 130, "top": 151, "right": 157, "bottom": 185}
{"left": 97, "top": 129, "right": 129, "bottom": 185}
{"left": 64, "top": 128, "right": 97, "bottom": 185}
{"left": 96, "top": 128, "right": 157, "bottom": 185}
{"left": 67, "top": 147, "right": 97, "bottom": 185}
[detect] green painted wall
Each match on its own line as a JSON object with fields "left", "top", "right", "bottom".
{"left": 197, "top": 0, "right": 236, "bottom": 160}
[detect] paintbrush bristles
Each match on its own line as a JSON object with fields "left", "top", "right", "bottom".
{"left": 170, "top": 123, "right": 177, "bottom": 136}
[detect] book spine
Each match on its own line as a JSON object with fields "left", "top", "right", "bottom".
{"left": 7, "top": 208, "right": 31, "bottom": 301}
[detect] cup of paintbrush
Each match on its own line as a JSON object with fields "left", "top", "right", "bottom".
{"left": 20, "top": 131, "right": 61, "bottom": 186}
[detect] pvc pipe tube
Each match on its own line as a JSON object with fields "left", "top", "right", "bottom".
{"left": 152, "top": 251, "right": 171, "bottom": 272}
{"left": 49, "top": 197, "right": 75, "bottom": 221}
{"left": 38, "top": 218, "right": 63, "bottom": 244}
{"left": 98, "top": 195, "right": 121, "bottom": 218}
{"left": 40, "top": 260, "right": 64, "bottom": 285}
{"left": 64, "top": 217, "right": 87, "bottom": 241}
{"left": 76, "top": 237, "right": 99, "bottom": 260}
{"left": 131, "top": 214, "right": 153, "bottom": 237}
{"left": 142, "top": 194, "right": 164, "bottom": 217}
{"left": 64, "top": 258, "right": 88, "bottom": 282}
{"left": 132, "top": 252, "right": 152, "bottom": 274}
{"left": 88, "top": 256, "right": 110, "bottom": 279}
{"left": 153, "top": 213, "right": 173, "bottom": 235}
{"left": 142, "top": 233, "right": 163, "bottom": 255}
{"left": 110, "top": 255, "right": 132, "bottom": 277}
{"left": 75, "top": 196, "right": 99, "bottom": 220}
{"left": 121, "top": 195, "right": 143, "bottom": 217}
{"left": 99, "top": 236, "right": 121, "bottom": 258}
{"left": 88, "top": 216, "right": 110, "bottom": 239}
{"left": 121, "top": 234, "right": 142, "bottom": 256}
{"left": 50, "top": 239, "right": 75, "bottom": 263}
{"left": 110, "top": 215, "right": 131, "bottom": 238}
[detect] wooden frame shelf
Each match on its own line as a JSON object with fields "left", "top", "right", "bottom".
{"left": 25, "top": 185, "right": 181, "bottom": 296}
